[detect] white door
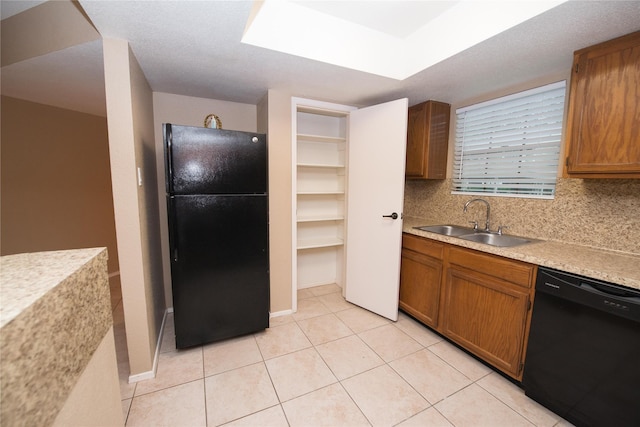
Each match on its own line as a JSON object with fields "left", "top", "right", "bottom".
{"left": 345, "top": 98, "right": 408, "bottom": 321}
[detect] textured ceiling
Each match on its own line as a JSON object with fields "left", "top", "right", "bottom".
{"left": 2, "top": 1, "right": 639, "bottom": 117}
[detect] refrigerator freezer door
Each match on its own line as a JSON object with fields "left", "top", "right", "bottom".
{"left": 165, "top": 124, "right": 267, "bottom": 195}
{"left": 168, "top": 194, "right": 270, "bottom": 348}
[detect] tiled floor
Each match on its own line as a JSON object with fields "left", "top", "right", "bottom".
{"left": 112, "top": 283, "right": 574, "bottom": 427}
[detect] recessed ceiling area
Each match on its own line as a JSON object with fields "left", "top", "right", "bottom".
{"left": 1, "top": 0, "right": 639, "bottom": 117}
{"left": 242, "top": 0, "right": 567, "bottom": 80}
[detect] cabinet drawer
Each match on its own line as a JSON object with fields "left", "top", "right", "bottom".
{"left": 402, "top": 233, "right": 444, "bottom": 259}
{"left": 448, "top": 247, "right": 535, "bottom": 288}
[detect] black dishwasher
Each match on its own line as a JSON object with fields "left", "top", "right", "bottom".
{"left": 523, "top": 267, "right": 640, "bottom": 427}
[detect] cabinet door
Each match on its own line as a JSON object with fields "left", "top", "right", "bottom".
{"left": 405, "top": 101, "right": 450, "bottom": 179}
{"left": 405, "top": 103, "right": 427, "bottom": 177}
{"left": 566, "top": 31, "right": 640, "bottom": 176}
{"left": 441, "top": 266, "right": 530, "bottom": 379}
{"left": 399, "top": 249, "right": 442, "bottom": 328}
{"left": 345, "top": 98, "right": 408, "bottom": 321}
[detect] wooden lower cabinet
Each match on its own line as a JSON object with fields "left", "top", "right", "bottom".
{"left": 441, "top": 265, "right": 531, "bottom": 379}
{"left": 399, "top": 235, "right": 444, "bottom": 328}
{"left": 399, "top": 233, "right": 536, "bottom": 381}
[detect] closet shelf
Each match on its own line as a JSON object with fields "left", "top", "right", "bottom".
{"left": 297, "top": 215, "right": 344, "bottom": 223}
{"left": 297, "top": 162, "right": 345, "bottom": 168}
{"left": 297, "top": 191, "right": 345, "bottom": 195}
{"left": 297, "top": 237, "right": 344, "bottom": 250}
{"left": 297, "top": 133, "right": 346, "bottom": 144}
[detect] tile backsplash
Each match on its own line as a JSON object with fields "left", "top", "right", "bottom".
{"left": 404, "top": 178, "right": 639, "bottom": 254}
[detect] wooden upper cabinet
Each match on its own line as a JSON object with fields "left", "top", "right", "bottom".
{"left": 565, "top": 31, "right": 640, "bottom": 177}
{"left": 405, "top": 100, "right": 451, "bottom": 179}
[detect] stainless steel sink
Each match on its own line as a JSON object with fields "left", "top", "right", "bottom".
{"left": 414, "top": 224, "right": 476, "bottom": 237}
{"left": 414, "top": 224, "right": 538, "bottom": 247}
{"left": 458, "top": 232, "right": 534, "bottom": 247}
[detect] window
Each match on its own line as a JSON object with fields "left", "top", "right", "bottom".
{"left": 453, "top": 81, "right": 566, "bottom": 198}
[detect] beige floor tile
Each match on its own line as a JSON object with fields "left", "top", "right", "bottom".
{"left": 428, "top": 340, "right": 492, "bottom": 381}
{"left": 390, "top": 349, "right": 472, "bottom": 404}
{"left": 203, "top": 335, "right": 263, "bottom": 376}
{"left": 358, "top": 324, "right": 422, "bottom": 362}
{"left": 435, "top": 384, "right": 533, "bottom": 427}
{"left": 309, "top": 283, "right": 341, "bottom": 296}
{"left": 395, "top": 313, "right": 443, "bottom": 347}
{"left": 114, "top": 327, "right": 129, "bottom": 362}
{"left": 297, "top": 288, "right": 315, "bottom": 300}
{"left": 126, "top": 380, "right": 206, "bottom": 427}
{"left": 160, "top": 313, "right": 176, "bottom": 353}
{"left": 118, "top": 360, "right": 136, "bottom": 400}
{"left": 222, "top": 405, "right": 288, "bottom": 427}
{"left": 205, "top": 363, "right": 279, "bottom": 426}
{"left": 335, "top": 307, "right": 389, "bottom": 333}
{"left": 265, "top": 348, "right": 337, "bottom": 402}
{"left": 121, "top": 398, "right": 132, "bottom": 424}
{"left": 254, "top": 322, "right": 312, "bottom": 360}
{"left": 297, "top": 313, "right": 353, "bottom": 345}
{"left": 554, "top": 419, "right": 577, "bottom": 427}
{"left": 396, "top": 407, "right": 454, "bottom": 427}
{"left": 315, "top": 335, "right": 384, "bottom": 380}
{"left": 282, "top": 383, "right": 370, "bottom": 427}
{"left": 134, "top": 347, "right": 203, "bottom": 396}
{"left": 269, "top": 313, "right": 295, "bottom": 327}
{"left": 292, "top": 297, "right": 331, "bottom": 321}
{"left": 342, "top": 365, "right": 429, "bottom": 427}
{"left": 477, "top": 372, "right": 561, "bottom": 427}
{"left": 316, "top": 292, "right": 354, "bottom": 312}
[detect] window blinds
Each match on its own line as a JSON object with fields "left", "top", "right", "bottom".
{"left": 453, "top": 81, "right": 566, "bottom": 198}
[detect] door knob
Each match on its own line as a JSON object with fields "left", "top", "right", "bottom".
{"left": 382, "top": 212, "right": 399, "bottom": 220}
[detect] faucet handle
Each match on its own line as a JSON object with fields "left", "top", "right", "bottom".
{"left": 497, "top": 225, "right": 508, "bottom": 235}
{"left": 469, "top": 221, "right": 478, "bottom": 231}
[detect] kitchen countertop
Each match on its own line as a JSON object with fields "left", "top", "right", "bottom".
{"left": 0, "top": 248, "right": 112, "bottom": 426}
{"left": 403, "top": 216, "right": 640, "bottom": 291}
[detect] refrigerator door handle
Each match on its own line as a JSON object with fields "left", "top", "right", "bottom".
{"left": 168, "top": 196, "right": 179, "bottom": 262}
{"left": 164, "top": 124, "right": 174, "bottom": 193}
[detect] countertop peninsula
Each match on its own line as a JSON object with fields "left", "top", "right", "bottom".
{"left": 0, "top": 248, "right": 114, "bottom": 426}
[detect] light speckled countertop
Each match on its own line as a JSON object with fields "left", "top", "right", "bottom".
{"left": 0, "top": 248, "right": 112, "bottom": 426}
{"left": 1, "top": 248, "right": 106, "bottom": 327}
{"left": 404, "top": 216, "right": 640, "bottom": 290}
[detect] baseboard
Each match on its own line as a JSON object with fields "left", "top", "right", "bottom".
{"left": 270, "top": 309, "right": 294, "bottom": 318}
{"left": 127, "top": 307, "right": 170, "bottom": 383}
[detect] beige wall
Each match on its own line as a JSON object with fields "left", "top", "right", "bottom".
{"left": 53, "top": 327, "right": 123, "bottom": 427}
{"left": 103, "top": 37, "right": 164, "bottom": 376}
{"left": 405, "top": 71, "right": 639, "bottom": 255}
{"left": 262, "top": 90, "right": 294, "bottom": 313}
{"left": 0, "top": 96, "right": 120, "bottom": 273}
{"left": 1, "top": 0, "right": 99, "bottom": 67}
{"left": 152, "top": 92, "right": 258, "bottom": 307}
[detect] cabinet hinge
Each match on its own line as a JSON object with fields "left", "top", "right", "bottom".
{"left": 565, "top": 157, "right": 570, "bottom": 167}
{"left": 575, "top": 63, "right": 579, "bottom": 73}
{"left": 520, "top": 362, "right": 525, "bottom": 373}
{"left": 527, "top": 300, "right": 532, "bottom": 311}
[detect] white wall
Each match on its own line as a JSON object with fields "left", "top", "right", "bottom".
{"left": 152, "top": 92, "right": 258, "bottom": 306}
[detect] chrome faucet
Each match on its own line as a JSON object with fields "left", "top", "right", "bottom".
{"left": 463, "top": 198, "right": 491, "bottom": 232}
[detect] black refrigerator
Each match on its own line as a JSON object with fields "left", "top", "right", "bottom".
{"left": 164, "top": 123, "right": 269, "bottom": 349}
